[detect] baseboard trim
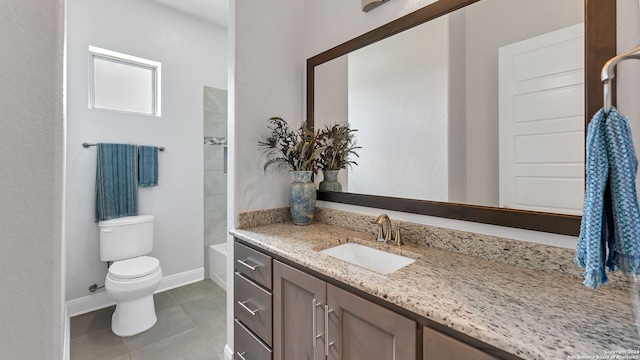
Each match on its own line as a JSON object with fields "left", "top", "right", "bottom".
{"left": 157, "top": 267, "right": 204, "bottom": 292}
{"left": 66, "top": 267, "right": 204, "bottom": 317}
{"left": 224, "top": 344, "right": 233, "bottom": 360}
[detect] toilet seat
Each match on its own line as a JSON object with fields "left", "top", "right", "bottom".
{"left": 109, "top": 256, "right": 160, "bottom": 281}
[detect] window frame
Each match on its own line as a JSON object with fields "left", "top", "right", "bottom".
{"left": 88, "top": 46, "right": 162, "bottom": 117}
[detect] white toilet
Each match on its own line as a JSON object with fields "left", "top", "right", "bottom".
{"left": 99, "top": 214, "right": 162, "bottom": 337}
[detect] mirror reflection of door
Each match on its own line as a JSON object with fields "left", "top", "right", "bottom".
{"left": 313, "top": 0, "right": 584, "bottom": 216}
{"left": 498, "top": 23, "right": 585, "bottom": 215}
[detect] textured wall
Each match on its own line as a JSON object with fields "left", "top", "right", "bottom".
{"left": 0, "top": 1, "right": 65, "bottom": 358}
{"left": 617, "top": 0, "right": 640, "bottom": 193}
{"left": 347, "top": 17, "right": 449, "bottom": 201}
{"left": 227, "top": 0, "right": 304, "bottom": 354}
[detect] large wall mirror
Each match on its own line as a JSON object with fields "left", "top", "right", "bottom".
{"left": 308, "top": 0, "right": 616, "bottom": 236}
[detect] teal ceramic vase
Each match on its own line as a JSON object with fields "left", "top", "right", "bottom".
{"left": 290, "top": 171, "right": 316, "bottom": 225}
{"left": 319, "top": 170, "right": 343, "bottom": 192}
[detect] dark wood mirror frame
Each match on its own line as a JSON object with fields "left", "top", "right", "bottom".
{"left": 307, "top": 0, "right": 616, "bottom": 236}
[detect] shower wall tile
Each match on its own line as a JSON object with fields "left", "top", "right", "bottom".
{"left": 203, "top": 87, "right": 227, "bottom": 114}
{"left": 204, "top": 171, "right": 226, "bottom": 195}
{"left": 204, "top": 112, "right": 227, "bottom": 137}
{"left": 205, "top": 220, "right": 227, "bottom": 246}
{"left": 204, "top": 144, "right": 225, "bottom": 171}
{"left": 204, "top": 194, "right": 227, "bottom": 221}
{"left": 203, "top": 86, "right": 228, "bottom": 280}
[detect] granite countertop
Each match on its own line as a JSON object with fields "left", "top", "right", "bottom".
{"left": 231, "top": 221, "right": 640, "bottom": 360}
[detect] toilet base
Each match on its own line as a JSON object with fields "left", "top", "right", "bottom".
{"left": 111, "top": 294, "right": 157, "bottom": 337}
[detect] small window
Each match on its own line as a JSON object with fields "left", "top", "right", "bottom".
{"left": 89, "top": 46, "right": 161, "bottom": 116}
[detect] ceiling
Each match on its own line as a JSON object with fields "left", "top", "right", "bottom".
{"left": 149, "top": 0, "right": 228, "bottom": 27}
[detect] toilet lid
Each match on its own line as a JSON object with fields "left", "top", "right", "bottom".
{"left": 109, "top": 256, "right": 160, "bottom": 280}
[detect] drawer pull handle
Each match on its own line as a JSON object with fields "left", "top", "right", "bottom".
{"left": 237, "top": 259, "right": 258, "bottom": 271}
{"left": 236, "top": 351, "right": 248, "bottom": 360}
{"left": 312, "top": 299, "right": 323, "bottom": 348}
{"left": 325, "top": 305, "right": 335, "bottom": 356}
{"left": 237, "top": 300, "right": 259, "bottom": 316}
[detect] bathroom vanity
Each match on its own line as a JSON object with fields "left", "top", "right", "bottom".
{"left": 231, "top": 217, "right": 640, "bottom": 360}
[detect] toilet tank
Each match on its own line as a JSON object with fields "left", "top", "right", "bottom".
{"left": 99, "top": 215, "right": 154, "bottom": 262}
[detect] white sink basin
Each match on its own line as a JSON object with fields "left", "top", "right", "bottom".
{"left": 320, "top": 243, "right": 415, "bottom": 274}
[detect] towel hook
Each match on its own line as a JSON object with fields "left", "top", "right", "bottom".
{"left": 601, "top": 45, "right": 640, "bottom": 114}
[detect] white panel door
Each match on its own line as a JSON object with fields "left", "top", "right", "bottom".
{"left": 499, "top": 23, "right": 584, "bottom": 215}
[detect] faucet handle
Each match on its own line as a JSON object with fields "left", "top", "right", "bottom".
{"left": 394, "top": 227, "right": 404, "bottom": 246}
{"left": 371, "top": 214, "right": 388, "bottom": 242}
{"left": 372, "top": 222, "right": 385, "bottom": 241}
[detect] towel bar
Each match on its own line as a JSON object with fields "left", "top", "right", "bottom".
{"left": 82, "top": 142, "right": 165, "bottom": 151}
{"left": 601, "top": 45, "right": 640, "bottom": 114}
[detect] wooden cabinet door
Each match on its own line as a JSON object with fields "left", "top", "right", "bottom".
{"left": 326, "top": 284, "right": 417, "bottom": 360}
{"left": 423, "top": 327, "right": 499, "bottom": 360}
{"left": 273, "top": 261, "right": 326, "bottom": 360}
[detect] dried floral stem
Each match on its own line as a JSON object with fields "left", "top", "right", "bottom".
{"left": 258, "top": 117, "right": 325, "bottom": 172}
{"left": 316, "top": 122, "right": 361, "bottom": 171}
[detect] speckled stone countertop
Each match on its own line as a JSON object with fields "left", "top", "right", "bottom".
{"left": 231, "top": 221, "right": 640, "bottom": 360}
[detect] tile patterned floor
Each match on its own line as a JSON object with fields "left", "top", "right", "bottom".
{"left": 70, "top": 279, "right": 227, "bottom": 360}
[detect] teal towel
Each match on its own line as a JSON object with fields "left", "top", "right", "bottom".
{"left": 95, "top": 144, "right": 139, "bottom": 222}
{"left": 575, "top": 107, "right": 640, "bottom": 288}
{"left": 138, "top": 146, "right": 159, "bottom": 187}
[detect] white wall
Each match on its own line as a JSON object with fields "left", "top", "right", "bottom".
{"left": 66, "top": 0, "right": 227, "bottom": 301}
{"left": 617, "top": 0, "right": 640, "bottom": 187}
{"left": 448, "top": 10, "right": 468, "bottom": 203}
{"left": 349, "top": 17, "right": 449, "bottom": 201}
{"left": 227, "top": 0, "right": 305, "bottom": 355}
{"left": 348, "top": 18, "right": 449, "bottom": 200}
{"left": 0, "top": 1, "right": 65, "bottom": 359}
{"left": 314, "top": 56, "right": 350, "bottom": 188}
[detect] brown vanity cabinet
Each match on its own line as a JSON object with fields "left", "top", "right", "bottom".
{"left": 273, "top": 260, "right": 416, "bottom": 360}
{"left": 273, "top": 259, "right": 326, "bottom": 360}
{"left": 234, "top": 242, "right": 274, "bottom": 360}
{"left": 235, "top": 319, "right": 273, "bottom": 360}
{"left": 423, "top": 327, "right": 499, "bottom": 360}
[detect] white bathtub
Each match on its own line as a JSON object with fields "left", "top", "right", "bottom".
{"left": 208, "top": 243, "right": 227, "bottom": 290}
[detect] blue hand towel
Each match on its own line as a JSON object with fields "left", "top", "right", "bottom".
{"left": 575, "top": 107, "right": 640, "bottom": 288}
{"left": 95, "top": 143, "right": 139, "bottom": 222}
{"left": 138, "top": 146, "right": 159, "bottom": 187}
{"left": 603, "top": 108, "right": 640, "bottom": 274}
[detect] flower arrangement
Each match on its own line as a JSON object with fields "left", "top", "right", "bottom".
{"left": 316, "top": 122, "right": 361, "bottom": 171}
{"left": 258, "top": 117, "right": 325, "bottom": 172}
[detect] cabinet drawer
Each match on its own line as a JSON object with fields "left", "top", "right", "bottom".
{"left": 235, "top": 272, "right": 273, "bottom": 346}
{"left": 423, "top": 327, "right": 499, "bottom": 360}
{"left": 235, "top": 318, "right": 273, "bottom": 360}
{"left": 235, "top": 242, "right": 272, "bottom": 289}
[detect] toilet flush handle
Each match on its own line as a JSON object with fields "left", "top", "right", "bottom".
{"left": 101, "top": 229, "right": 113, "bottom": 233}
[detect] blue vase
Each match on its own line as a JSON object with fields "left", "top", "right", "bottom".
{"left": 319, "top": 170, "right": 343, "bottom": 192}
{"left": 289, "top": 171, "right": 316, "bottom": 225}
